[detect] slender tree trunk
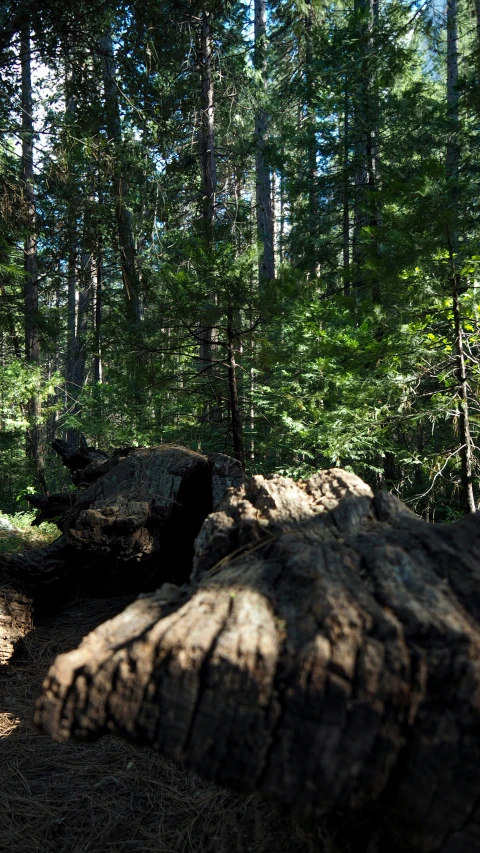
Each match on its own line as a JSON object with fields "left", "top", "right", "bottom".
{"left": 254, "top": 0, "right": 275, "bottom": 286}
{"left": 305, "top": 0, "right": 319, "bottom": 280}
{"left": 93, "top": 247, "right": 103, "bottom": 385}
{"left": 279, "top": 162, "right": 285, "bottom": 264}
{"left": 21, "top": 24, "right": 47, "bottom": 494}
{"left": 65, "top": 72, "right": 79, "bottom": 444}
{"left": 99, "top": 30, "right": 141, "bottom": 327}
{"left": 197, "top": 8, "right": 217, "bottom": 373}
{"left": 199, "top": 9, "right": 216, "bottom": 244}
{"left": 226, "top": 310, "right": 245, "bottom": 468}
{"left": 446, "top": 0, "right": 475, "bottom": 513}
{"left": 474, "top": 0, "right": 480, "bottom": 74}
{"left": 343, "top": 80, "right": 351, "bottom": 295}
{"left": 352, "top": 0, "right": 380, "bottom": 302}
{"left": 452, "top": 285, "right": 476, "bottom": 512}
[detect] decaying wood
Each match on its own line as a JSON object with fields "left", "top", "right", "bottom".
{"left": 0, "top": 444, "right": 246, "bottom": 611}
{"left": 0, "top": 585, "right": 33, "bottom": 665}
{"left": 26, "top": 491, "right": 77, "bottom": 526}
{"left": 34, "top": 467, "right": 480, "bottom": 852}
{"left": 52, "top": 436, "right": 110, "bottom": 479}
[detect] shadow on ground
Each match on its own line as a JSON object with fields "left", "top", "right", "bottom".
{"left": 0, "top": 596, "right": 328, "bottom": 853}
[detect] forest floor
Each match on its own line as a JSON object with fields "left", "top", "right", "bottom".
{"left": 0, "top": 521, "right": 330, "bottom": 853}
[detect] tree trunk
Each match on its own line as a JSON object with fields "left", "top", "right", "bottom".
{"left": 21, "top": 23, "right": 47, "bottom": 494}
{"left": 352, "top": 0, "right": 380, "bottom": 302}
{"left": 305, "top": 0, "right": 319, "bottom": 280}
{"left": 33, "top": 466, "right": 480, "bottom": 853}
{"left": 99, "top": 30, "right": 141, "bottom": 327}
{"left": 226, "top": 310, "right": 245, "bottom": 468}
{"left": 93, "top": 241, "right": 103, "bottom": 385}
{"left": 343, "top": 80, "right": 351, "bottom": 295}
{"left": 196, "top": 8, "right": 218, "bottom": 395}
{"left": 446, "top": 0, "right": 475, "bottom": 513}
{"left": 64, "top": 67, "right": 89, "bottom": 446}
{"left": 254, "top": 0, "right": 275, "bottom": 286}
{"left": 199, "top": 8, "right": 216, "bottom": 244}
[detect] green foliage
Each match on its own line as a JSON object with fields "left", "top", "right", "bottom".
{"left": 0, "top": 512, "right": 58, "bottom": 553}
{"left": 0, "top": 0, "right": 479, "bottom": 519}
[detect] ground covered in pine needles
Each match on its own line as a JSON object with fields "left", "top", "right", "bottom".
{"left": 0, "top": 591, "right": 332, "bottom": 853}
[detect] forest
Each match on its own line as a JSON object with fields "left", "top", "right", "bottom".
{"left": 1, "top": 0, "right": 479, "bottom": 519}
{"left": 3, "top": 4, "right": 480, "bottom": 852}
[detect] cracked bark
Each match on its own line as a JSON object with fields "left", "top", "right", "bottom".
{"left": 33, "top": 467, "right": 480, "bottom": 853}
{"left": 0, "top": 444, "right": 246, "bottom": 657}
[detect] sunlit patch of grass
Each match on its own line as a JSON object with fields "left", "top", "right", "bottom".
{"left": 0, "top": 512, "right": 59, "bottom": 553}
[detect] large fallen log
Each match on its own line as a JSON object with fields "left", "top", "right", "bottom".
{"left": 0, "top": 443, "right": 245, "bottom": 664}
{"left": 2, "top": 444, "right": 246, "bottom": 598}
{"left": 33, "top": 468, "right": 480, "bottom": 853}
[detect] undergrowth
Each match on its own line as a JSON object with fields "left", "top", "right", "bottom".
{"left": 0, "top": 512, "right": 59, "bottom": 553}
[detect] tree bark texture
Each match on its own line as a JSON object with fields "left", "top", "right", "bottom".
{"left": 0, "top": 443, "right": 246, "bottom": 607}
{"left": 0, "top": 585, "right": 34, "bottom": 666}
{"left": 32, "top": 465, "right": 480, "bottom": 853}
{"left": 21, "top": 23, "right": 47, "bottom": 494}
{"left": 254, "top": 0, "right": 275, "bottom": 285}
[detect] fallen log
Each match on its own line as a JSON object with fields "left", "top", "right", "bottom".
{"left": 33, "top": 468, "right": 480, "bottom": 852}
{"left": 0, "top": 444, "right": 246, "bottom": 665}
{"left": 0, "top": 584, "right": 33, "bottom": 666}
{"left": 26, "top": 491, "right": 77, "bottom": 526}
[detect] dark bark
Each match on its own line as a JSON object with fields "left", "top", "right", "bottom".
{"left": 226, "top": 312, "right": 245, "bottom": 468}
{"left": 199, "top": 8, "right": 216, "bottom": 243}
{"left": 21, "top": 23, "right": 47, "bottom": 494}
{"left": 32, "top": 465, "right": 480, "bottom": 853}
{"left": 52, "top": 436, "right": 109, "bottom": 478}
{"left": 26, "top": 491, "right": 78, "bottom": 526}
{"left": 304, "top": 0, "right": 319, "bottom": 280}
{"left": 1, "top": 444, "right": 246, "bottom": 603}
{"left": 343, "top": 80, "right": 350, "bottom": 295}
{"left": 254, "top": 0, "right": 275, "bottom": 285}
{"left": 93, "top": 245, "right": 103, "bottom": 385}
{"left": 352, "top": 0, "right": 381, "bottom": 302}
{"left": 196, "top": 8, "right": 218, "bottom": 377}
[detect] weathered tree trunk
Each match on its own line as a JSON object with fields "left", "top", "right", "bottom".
{"left": 0, "top": 443, "right": 246, "bottom": 605}
{"left": 32, "top": 462, "right": 480, "bottom": 853}
{"left": 254, "top": 0, "right": 275, "bottom": 286}
{"left": 21, "top": 23, "right": 47, "bottom": 494}
{"left": 0, "top": 585, "right": 34, "bottom": 666}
